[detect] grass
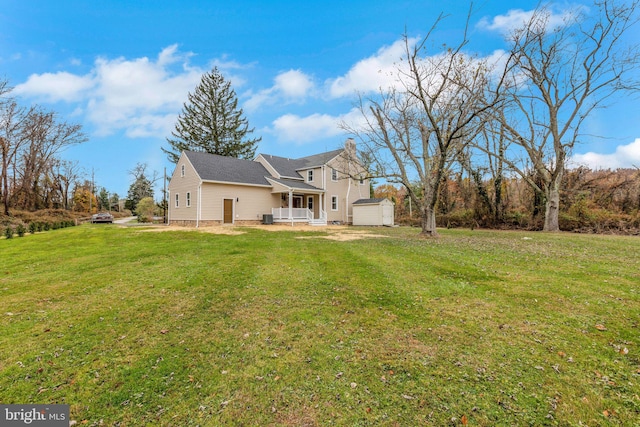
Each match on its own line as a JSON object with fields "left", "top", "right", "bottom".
{"left": 0, "top": 225, "right": 638, "bottom": 426}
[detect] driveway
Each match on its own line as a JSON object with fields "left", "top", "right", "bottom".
{"left": 113, "top": 216, "right": 137, "bottom": 224}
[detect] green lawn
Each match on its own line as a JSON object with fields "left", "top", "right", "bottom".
{"left": 1, "top": 225, "right": 638, "bottom": 426}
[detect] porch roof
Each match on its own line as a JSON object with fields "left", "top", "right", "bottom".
{"left": 266, "top": 177, "right": 325, "bottom": 194}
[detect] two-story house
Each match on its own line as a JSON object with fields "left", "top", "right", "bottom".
{"left": 167, "top": 139, "right": 370, "bottom": 226}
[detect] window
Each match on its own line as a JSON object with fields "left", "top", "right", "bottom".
{"left": 307, "top": 196, "right": 313, "bottom": 210}
{"left": 331, "top": 168, "right": 338, "bottom": 181}
{"left": 175, "top": 193, "right": 179, "bottom": 208}
{"left": 186, "top": 192, "right": 191, "bottom": 207}
{"left": 331, "top": 196, "right": 338, "bottom": 211}
{"left": 307, "top": 170, "right": 313, "bottom": 182}
{"left": 181, "top": 164, "right": 185, "bottom": 177}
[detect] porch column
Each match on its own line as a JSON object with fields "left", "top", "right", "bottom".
{"left": 288, "top": 190, "right": 293, "bottom": 224}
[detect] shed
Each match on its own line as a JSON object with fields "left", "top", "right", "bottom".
{"left": 352, "top": 198, "right": 394, "bottom": 226}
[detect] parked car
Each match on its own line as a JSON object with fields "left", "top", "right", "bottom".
{"left": 91, "top": 212, "right": 114, "bottom": 223}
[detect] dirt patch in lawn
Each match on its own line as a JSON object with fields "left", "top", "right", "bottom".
{"left": 139, "top": 224, "right": 388, "bottom": 241}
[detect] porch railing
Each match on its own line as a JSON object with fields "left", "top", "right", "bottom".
{"left": 272, "top": 207, "right": 312, "bottom": 220}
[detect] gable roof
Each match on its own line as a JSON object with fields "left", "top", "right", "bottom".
{"left": 258, "top": 155, "right": 308, "bottom": 180}
{"left": 184, "top": 151, "right": 271, "bottom": 186}
{"left": 180, "top": 145, "right": 354, "bottom": 188}
{"left": 258, "top": 148, "right": 344, "bottom": 179}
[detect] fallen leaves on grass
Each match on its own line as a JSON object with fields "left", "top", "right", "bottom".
{"left": 595, "top": 324, "right": 607, "bottom": 331}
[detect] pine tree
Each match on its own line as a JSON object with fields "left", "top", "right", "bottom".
{"left": 163, "top": 67, "right": 260, "bottom": 163}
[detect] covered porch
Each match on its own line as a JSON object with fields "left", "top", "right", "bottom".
{"left": 266, "top": 178, "right": 327, "bottom": 225}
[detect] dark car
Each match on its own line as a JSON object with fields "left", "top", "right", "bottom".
{"left": 91, "top": 212, "right": 114, "bottom": 223}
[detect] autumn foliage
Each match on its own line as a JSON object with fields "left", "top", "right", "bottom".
{"left": 376, "top": 167, "right": 640, "bottom": 234}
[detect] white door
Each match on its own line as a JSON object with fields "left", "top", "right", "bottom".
{"left": 382, "top": 204, "right": 393, "bottom": 226}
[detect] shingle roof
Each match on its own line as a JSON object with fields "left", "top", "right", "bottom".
{"left": 183, "top": 147, "right": 348, "bottom": 187}
{"left": 259, "top": 155, "right": 308, "bottom": 179}
{"left": 184, "top": 151, "right": 271, "bottom": 186}
{"left": 267, "top": 177, "right": 324, "bottom": 191}
{"left": 353, "top": 198, "right": 387, "bottom": 205}
{"left": 298, "top": 148, "right": 344, "bottom": 168}
{"left": 258, "top": 148, "right": 344, "bottom": 179}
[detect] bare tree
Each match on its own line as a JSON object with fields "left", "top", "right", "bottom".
{"left": 344, "top": 14, "right": 504, "bottom": 236}
{"left": 490, "top": 0, "right": 640, "bottom": 231}
{"left": 14, "top": 108, "right": 86, "bottom": 210}
{"left": 1, "top": 86, "right": 86, "bottom": 214}
{"left": 0, "top": 99, "right": 33, "bottom": 215}
{"left": 50, "top": 159, "right": 83, "bottom": 210}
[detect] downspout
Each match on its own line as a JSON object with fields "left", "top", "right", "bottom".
{"left": 167, "top": 189, "right": 171, "bottom": 225}
{"left": 197, "top": 182, "right": 202, "bottom": 228}
{"left": 322, "top": 165, "right": 326, "bottom": 221}
{"left": 345, "top": 154, "right": 352, "bottom": 223}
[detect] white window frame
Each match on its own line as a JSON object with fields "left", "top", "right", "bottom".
{"left": 331, "top": 196, "right": 338, "bottom": 211}
{"left": 331, "top": 168, "right": 338, "bottom": 181}
{"left": 307, "top": 170, "right": 313, "bottom": 182}
{"left": 186, "top": 192, "right": 191, "bottom": 207}
{"left": 307, "top": 196, "right": 313, "bottom": 210}
{"left": 181, "top": 164, "right": 185, "bottom": 177}
{"left": 175, "top": 193, "right": 179, "bottom": 208}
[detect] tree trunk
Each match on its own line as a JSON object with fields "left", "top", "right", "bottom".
{"left": 543, "top": 185, "right": 561, "bottom": 232}
{"left": 420, "top": 205, "right": 438, "bottom": 236}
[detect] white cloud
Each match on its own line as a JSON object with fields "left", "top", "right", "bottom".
{"left": 245, "top": 69, "right": 315, "bottom": 111}
{"left": 327, "top": 38, "right": 417, "bottom": 98}
{"left": 477, "top": 6, "right": 585, "bottom": 36}
{"left": 275, "top": 70, "right": 314, "bottom": 99}
{"left": 14, "top": 45, "right": 210, "bottom": 138}
{"left": 14, "top": 71, "right": 94, "bottom": 102}
{"left": 271, "top": 108, "right": 365, "bottom": 144}
{"left": 570, "top": 139, "right": 640, "bottom": 169}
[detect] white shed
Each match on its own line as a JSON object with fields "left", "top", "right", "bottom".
{"left": 352, "top": 198, "right": 395, "bottom": 226}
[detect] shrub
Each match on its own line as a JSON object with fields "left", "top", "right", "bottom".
{"left": 29, "top": 222, "right": 37, "bottom": 234}
{"left": 136, "top": 197, "right": 156, "bottom": 223}
{"left": 4, "top": 226, "right": 13, "bottom": 239}
{"left": 16, "top": 223, "right": 26, "bottom": 237}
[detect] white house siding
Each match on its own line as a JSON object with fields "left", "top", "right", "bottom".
{"left": 168, "top": 156, "right": 201, "bottom": 223}
{"left": 199, "top": 183, "right": 279, "bottom": 223}
{"left": 324, "top": 158, "right": 369, "bottom": 223}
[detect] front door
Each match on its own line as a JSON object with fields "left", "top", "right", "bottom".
{"left": 307, "top": 195, "right": 316, "bottom": 218}
{"left": 223, "top": 199, "right": 233, "bottom": 224}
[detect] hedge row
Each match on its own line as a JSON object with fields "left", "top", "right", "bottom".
{"left": 3, "top": 219, "right": 77, "bottom": 239}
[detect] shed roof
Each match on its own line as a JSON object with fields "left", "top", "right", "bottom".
{"left": 353, "top": 198, "right": 390, "bottom": 205}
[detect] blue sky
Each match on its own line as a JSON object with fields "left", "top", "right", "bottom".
{"left": 2, "top": 0, "right": 639, "bottom": 198}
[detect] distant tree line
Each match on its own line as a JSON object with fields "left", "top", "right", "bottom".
{"left": 345, "top": 0, "right": 640, "bottom": 235}
{"left": 0, "top": 79, "right": 130, "bottom": 216}
{"left": 376, "top": 167, "right": 640, "bottom": 234}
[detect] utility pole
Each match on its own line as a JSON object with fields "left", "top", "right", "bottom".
{"left": 163, "top": 167, "right": 167, "bottom": 224}
{"left": 90, "top": 168, "right": 94, "bottom": 213}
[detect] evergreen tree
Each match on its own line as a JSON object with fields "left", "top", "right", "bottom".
{"left": 125, "top": 163, "right": 155, "bottom": 212}
{"left": 163, "top": 67, "right": 260, "bottom": 163}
